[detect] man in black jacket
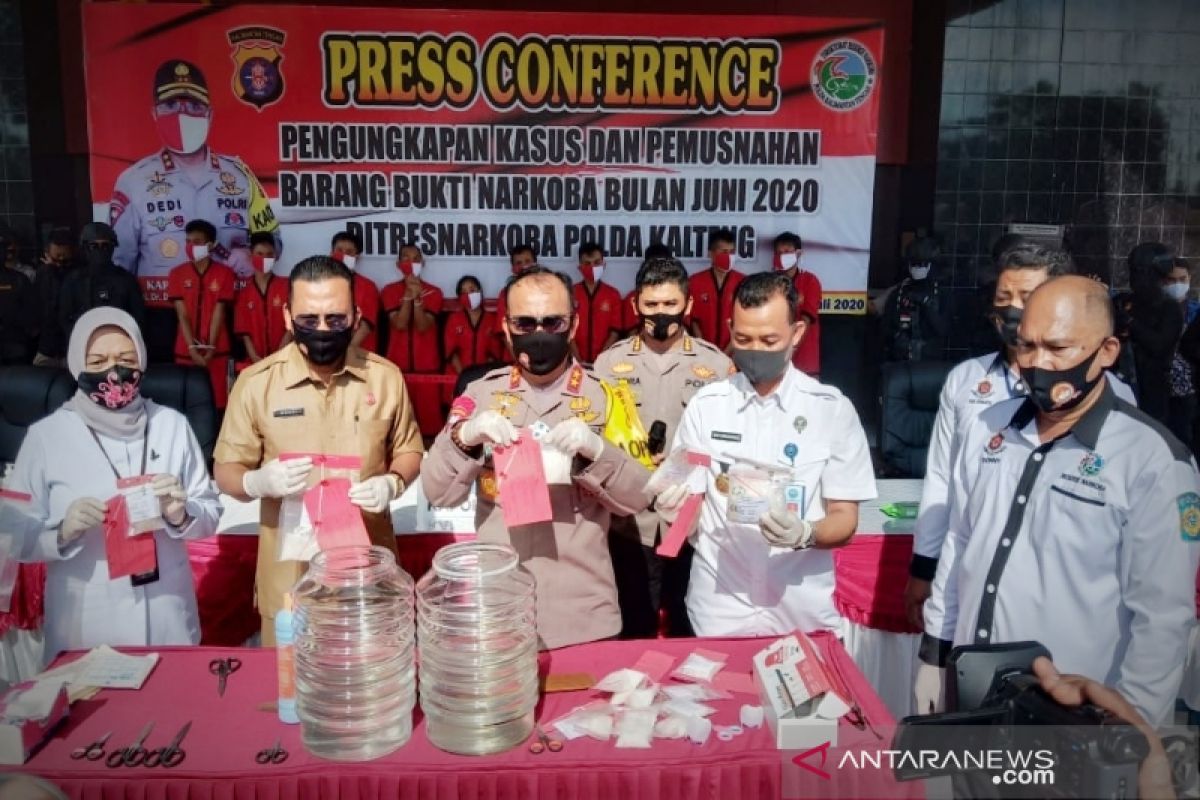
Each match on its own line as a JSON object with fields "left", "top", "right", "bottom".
{"left": 1117, "top": 242, "right": 1181, "bottom": 424}
{"left": 58, "top": 222, "right": 145, "bottom": 345}
{"left": 31, "top": 227, "right": 77, "bottom": 367}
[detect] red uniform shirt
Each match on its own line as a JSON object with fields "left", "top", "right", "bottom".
{"left": 354, "top": 277, "right": 382, "bottom": 353}
{"left": 494, "top": 288, "right": 514, "bottom": 363}
{"left": 444, "top": 308, "right": 502, "bottom": 369}
{"left": 789, "top": 269, "right": 823, "bottom": 375}
{"left": 572, "top": 280, "right": 623, "bottom": 363}
{"left": 167, "top": 260, "right": 236, "bottom": 359}
{"left": 381, "top": 280, "right": 445, "bottom": 371}
{"left": 233, "top": 274, "right": 289, "bottom": 371}
{"left": 621, "top": 289, "right": 637, "bottom": 335}
{"left": 689, "top": 267, "right": 744, "bottom": 351}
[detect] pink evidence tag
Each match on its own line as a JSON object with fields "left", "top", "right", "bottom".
{"left": 631, "top": 650, "right": 676, "bottom": 683}
{"left": 656, "top": 493, "right": 704, "bottom": 558}
{"left": 493, "top": 432, "right": 554, "bottom": 527}
{"left": 103, "top": 494, "right": 157, "bottom": 579}
{"left": 305, "top": 477, "right": 371, "bottom": 552}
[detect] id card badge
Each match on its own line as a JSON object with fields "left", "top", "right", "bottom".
{"left": 116, "top": 476, "right": 163, "bottom": 536}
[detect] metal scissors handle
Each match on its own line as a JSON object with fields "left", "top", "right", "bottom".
{"left": 209, "top": 657, "right": 243, "bottom": 697}
{"left": 105, "top": 722, "right": 154, "bottom": 768}
{"left": 142, "top": 721, "right": 191, "bottom": 768}
{"left": 69, "top": 731, "right": 111, "bottom": 761}
{"left": 528, "top": 725, "right": 562, "bottom": 754}
{"left": 255, "top": 738, "right": 288, "bottom": 764}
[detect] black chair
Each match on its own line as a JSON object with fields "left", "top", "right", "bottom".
{"left": 879, "top": 360, "right": 954, "bottom": 478}
{"left": 0, "top": 366, "right": 76, "bottom": 464}
{"left": 0, "top": 363, "right": 217, "bottom": 467}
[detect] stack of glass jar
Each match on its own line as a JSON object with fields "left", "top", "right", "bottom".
{"left": 292, "top": 545, "right": 416, "bottom": 761}
{"left": 417, "top": 542, "right": 538, "bottom": 755}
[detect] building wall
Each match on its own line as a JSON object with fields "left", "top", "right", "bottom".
{"left": 0, "top": 0, "right": 34, "bottom": 252}
{"left": 936, "top": 0, "right": 1200, "bottom": 356}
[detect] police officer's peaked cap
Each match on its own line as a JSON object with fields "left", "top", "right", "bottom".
{"left": 80, "top": 222, "right": 118, "bottom": 248}
{"left": 153, "top": 60, "right": 209, "bottom": 105}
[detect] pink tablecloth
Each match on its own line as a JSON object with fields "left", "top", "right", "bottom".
{"left": 21, "top": 635, "right": 915, "bottom": 800}
{"left": 833, "top": 533, "right": 920, "bottom": 634}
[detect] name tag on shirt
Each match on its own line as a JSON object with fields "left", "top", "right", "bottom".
{"left": 273, "top": 407, "right": 305, "bottom": 418}
{"left": 711, "top": 431, "right": 742, "bottom": 443}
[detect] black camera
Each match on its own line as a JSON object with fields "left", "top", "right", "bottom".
{"left": 892, "top": 642, "right": 1149, "bottom": 799}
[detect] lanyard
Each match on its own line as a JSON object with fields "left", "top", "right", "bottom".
{"left": 88, "top": 426, "right": 150, "bottom": 482}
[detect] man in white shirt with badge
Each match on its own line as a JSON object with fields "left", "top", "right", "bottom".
{"left": 918, "top": 275, "right": 1200, "bottom": 727}
{"left": 656, "top": 272, "right": 877, "bottom": 636}
{"left": 906, "top": 241, "right": 1135, "bottom": 627}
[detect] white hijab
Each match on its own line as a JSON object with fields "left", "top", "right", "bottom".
{"left": 65, "top": 307, "right": 148, "bottom": 441}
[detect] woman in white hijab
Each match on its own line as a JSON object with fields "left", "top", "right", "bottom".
{"left": 7, "top": 307, "right": 221, "bottom": 661}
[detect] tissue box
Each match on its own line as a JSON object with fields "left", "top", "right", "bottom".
{"left": 753, "top": 633, "right": 849, "bottom": 750}
{"left": 0, "top": 683, "right": 69, "bottom": 765}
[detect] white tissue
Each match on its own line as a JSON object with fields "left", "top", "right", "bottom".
{"left": 739, "top": 704, "right": 765, "bottom": 728}
{"left": 685, "top": 716, "right": 712, "bottom": 745}
{"left": 595, "top": 668, "right": 648, "bottom": 694}
{"left": 661, "top": 683, "right": 731, "bottom": 702}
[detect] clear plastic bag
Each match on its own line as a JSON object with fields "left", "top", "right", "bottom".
{"left": 277, "top": 454, "right": 361, "bottom": 562}
{"left": 0, "top": 489, "right": 33, "bottom": 614}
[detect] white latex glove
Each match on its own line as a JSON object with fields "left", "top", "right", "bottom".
{"left": 151, "top": 473, "right": 188, "bottom": 526}
{"left": 348, "top": 474, "right": 402, "bottom": 514}
{"left": 654, "top": 483, "right": 689, "bottom": 522}
{"left": 457, "top": 411, "right": 518, "bottom": 448}
{"left": 913, "top": 663, "right": 945, "bottom": 715}
{"left": 242, "top": 457, "right": 313, "bottom": 499}
{"left": 545, "top": 417, "right": 604, "bottom": 461}
{"left": 60, "top": 497, "right": 106, "bottom": 545}
{"left": 759, "top": 508, "right": 816, "bottom": 549}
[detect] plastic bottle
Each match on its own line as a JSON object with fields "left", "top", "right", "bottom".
{"left": 276, "top": 593, "right": 299, "bottom": 725}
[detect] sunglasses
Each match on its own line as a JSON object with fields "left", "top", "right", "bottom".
{"left": 292, "top": 313, "right": 352, "bottom": 332}
{"left": 156, "top": 98, "right": 209, "bottom": 116}
{"left": 506, "top": 315, "right": 572, "bottom": 335}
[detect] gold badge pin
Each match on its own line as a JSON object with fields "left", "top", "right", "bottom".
{"left": 714, "top": 473, "right": 731, "bottom": 495}
{"left": 691, "top": 365, "right": 716, "bottom": 380}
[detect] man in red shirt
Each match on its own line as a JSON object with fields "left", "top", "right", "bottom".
{"left": 330, "top": 230, "right": 382, "bottom": 353}
{"left": 382, "top": 242, "right": 445, "bottom": 435}
{"left": 168, "top": 219, "right": 236, "bottom": 407}
{"left": 571, "top": 242, "right": 622, "bottom": 364}
{"left": 773, "top": 231, "right": 823, "bottom": 377}
{"left": 688, "top": 228, "right": 744, "bottom": 352}
{"left": 233, "top": 232, "right": 289, "bottom": 373}
{"left": 494, "top": 244, "right": 537, "bottom": 360}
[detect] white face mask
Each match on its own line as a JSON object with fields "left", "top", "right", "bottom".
{"left": 339, "top": 254, "right": 357, "bottom": 271}
{"left": 179, "top": 115, "right": 209, "bottom": 154}
{"left": 466, "top": 291, "right": 482, "bottom": 310}
{"left": 909, "top": 265, "right": 931, "bottom": 281}
{"left": 777, "top": 252, "right": 798, "bottom": 271}
{"left": 409, "top": 262, "right": 423, "bottom": 278}
{"left": 261, "top": 257, "right": 276, "bottom": 272}
{"left": 1165, "top": 282, "right": 1190, "bottom": 302}
{"left": 589, "top": 265, "right": 605, "bottom": 283}
{"left": 187, "top": 243, "right": 210, "bottom": 263}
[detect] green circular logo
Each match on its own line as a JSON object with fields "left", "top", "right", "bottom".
{"left": 811, "top": 39, "right": 877, "bottom": 111}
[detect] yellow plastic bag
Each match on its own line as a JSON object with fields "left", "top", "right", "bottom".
{"left": 601, "top": 379, "right": 655, "bottom": 469}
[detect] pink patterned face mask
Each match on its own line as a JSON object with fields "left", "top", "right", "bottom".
{"left": 78, "top": 365, "right": 142, "bottom": 410}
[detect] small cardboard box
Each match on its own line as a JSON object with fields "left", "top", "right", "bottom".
{"left": 0, "top": 683, "right": 69, "bottom": 765}
{"left": 753, "top": 633, "right": 849, "bottom": 750}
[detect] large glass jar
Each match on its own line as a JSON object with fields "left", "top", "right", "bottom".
{"left": 416, "top": 542, "right": 538, "bottom": 755}
{"left": 292, "top": 545, "right": 415, "bottom": 761}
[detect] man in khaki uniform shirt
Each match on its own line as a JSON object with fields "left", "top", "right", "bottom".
{"left": 214, "top": 256, "right": 423, "bottom": 644}
{"left": 422, "top": 268, "right": 651, "bottom": 649}
{"left": 594, "top": 257, "right": 732, "bottom": 637}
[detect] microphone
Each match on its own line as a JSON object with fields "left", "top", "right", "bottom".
{"left": 647, "top": 420, "right": 667, "bottom": 456}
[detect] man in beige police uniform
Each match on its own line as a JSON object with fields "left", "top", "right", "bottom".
{"left": 422, "top": 267, "right": 651, "bottom": 650}
{"left": 214, "top": 256, "right": 423, "bottom": 644}
{"left": 594, "top": 257, "right": 731, "bottom": 638}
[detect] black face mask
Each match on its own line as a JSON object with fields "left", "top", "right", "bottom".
{"left": 732, "top": 347, "right": 791, "bottom": 386}
{"left": 511, "top": 331, "right": 571, "bottom": 376}
{"left": 293, "top": 326, "right": 353, "bottom": 366}
{"left": 83, "top": 243, "right": 115, "bottom": 269}
{"left": 1020, "top": 346, "right": 1104, "bottom": 413}
{"left": 642, "top": 312, "right": 685, "bottom": 341}
{"left": 990, "top": 304, "right": 1023, "bottom": 348}
{"left": 77, "top": 364, "right": 142, "bottom": 410}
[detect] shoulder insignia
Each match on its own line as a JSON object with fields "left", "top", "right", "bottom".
{"left": 566, "top": 364, "right": 584, "bottom": 395}
{"left": 692, "top": 365, "right": 716, "bottom": 380}
{"left": 611, "top": 362, "right": 635, "bottom": 375}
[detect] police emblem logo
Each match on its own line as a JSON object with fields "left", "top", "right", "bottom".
{"left": 1179, "top": 492, "right": 1200, "bottom": 540}
{"left": 986, "top": 433, "right": 1005, "bottom": 453}
{"left": 611, "top": 362, "right": 635, "bottom": 375}
{"left": 217, "top": 171, "right": 244, "bottom": 196}
{"left": 225, "top": 212, "right": 246, "bottom": 227}
{"left": 228, "top": 26, "right": 286, "bottom": 111}
{"left": 1050, "top": 381, "right": 1077, "bottom": 407}
{"left": 975, "top": 379, "right": 993, "bottom": 397}
{"left": 147, "top": 171, "right": 172, "bottom": 197}
{"left": 150, "top": 216, "right": 172, "bottom": 232}
{"left": 110, "top": 191, "right": 130, "bottom": 226}
{"left": 570, "top": 395, "right": 599, "bottom": 424}
{"left": 1078, "top": 452, "right": 1104, "bottom": 477}
{"left": 692, "top": 365, "right": 716, "bottom": 380}
{"left": 172, "top": 215, "right": 185, "bottom": 229}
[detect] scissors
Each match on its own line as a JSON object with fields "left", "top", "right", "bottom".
{"left": 69, "top": 731, "right": 111, "bottom": 761}
{"left": 105, "top": 722, "right": 155, "bottom": 768}
{"left": 255, "top": 738, "right": 288, "bottom": 764}
{"left": 528, "top": 725, "right": 562, "bottom": 754}
{"left": 142, "top": 720, "right": 191, "bottom": 768}
{"left": 209, "top": 657, "right": 242, "bottom": 697}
